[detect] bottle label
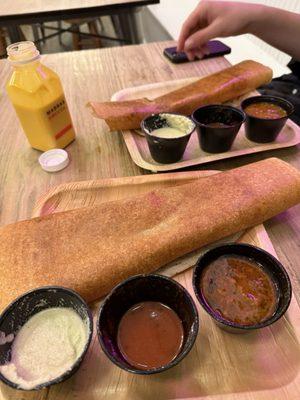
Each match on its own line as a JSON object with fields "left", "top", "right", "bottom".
{"left": 54, "top": 124, "right": 73, "bottom": 139}
{"left": 45, "top": 95, "right": 73, "bottom": 140}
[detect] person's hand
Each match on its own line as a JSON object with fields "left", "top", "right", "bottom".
{"left": 177, "top": 1, "right": 261, "bottom": 60}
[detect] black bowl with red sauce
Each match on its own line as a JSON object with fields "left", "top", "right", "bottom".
{"left": 241, "top": 95, "right": 294, "bottom": 143}
{"left": 192, "top": 104, "right": 246, "bottom": 153}
{"left": 97, "top": 274, "right": 199, "bottom": 374}
{"left": 193, "top": 243, "right": 292, "bottom": 334}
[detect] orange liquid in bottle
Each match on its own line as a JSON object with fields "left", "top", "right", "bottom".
{"left": 6, "top": 41, "right": 75, "bottom": 152}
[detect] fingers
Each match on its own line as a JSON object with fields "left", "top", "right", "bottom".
{"left": 177, "top": 5, "right": 205, "bottom": 52}
{"left": 201, "top": 43, "right": 210, "bottom": 56}
{"left": 186, "top": 49, "right": 198, "bottom": 61}
{"left": 177, "top": 21, "right": 197, "bottom": 52}
{"left": 184, "top": 19, "right": 222, "bottom": 52}
{"left": 186, "top": 47, "right": 207, "bottom": 62}
{"left": 185, "top": 46, "right": 207, "bottom": 62}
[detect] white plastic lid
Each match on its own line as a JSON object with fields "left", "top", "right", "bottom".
{"left": 38, "top": 149, "right": 69, "bottom": 172}
{"left": 7, "top": 41, "right": 40, "bottom": 64}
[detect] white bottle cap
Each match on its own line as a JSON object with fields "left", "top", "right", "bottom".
{"left": 39, "top": 149, "right": 69, "bottom": 172}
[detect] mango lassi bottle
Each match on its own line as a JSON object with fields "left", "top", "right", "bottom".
{"left": 6, "top": 41, "right": 75, "bottom": 152}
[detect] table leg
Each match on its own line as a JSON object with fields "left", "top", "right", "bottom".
{"left": 31, "top": 24, "right": 42, "bottom": 52}
{"left": 7, "top": 26, "right": 22, "bottom": 43}
{"left": 117, "top": 9, "right": 144, "bottom": 45}
{"left": 127, "top": 10, "right": 145, "bottom": 44}
{"left": 110, "top": 15, "right": 124, "bottom": 43}
{"left": 0, "top": 28, "right": 7, "bottom": 57}
{"left": 117, "top": 13, "right": 132, "bottom": 44}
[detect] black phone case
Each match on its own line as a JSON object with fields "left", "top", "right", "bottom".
{"left": 163, "top": 40, "right": 231, "bottom": 64}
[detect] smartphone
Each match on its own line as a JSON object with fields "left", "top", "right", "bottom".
{"left": 163, "top": 40, "right": 231, "bottom": 64}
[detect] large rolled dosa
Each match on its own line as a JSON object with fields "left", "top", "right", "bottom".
{"left": 90, "top": 60, "right": 272, "bottom": 131}
{"left": 0, "top": 158, "right": 299, "bottom": 311}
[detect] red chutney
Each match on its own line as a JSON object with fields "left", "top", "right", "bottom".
{"left": 245, "top": 102, "right": 287, "bottom": 119}
{"left": 117, "top": 301, "right": 184, "bottom": 370}
{"left": 206, "top": 122, "right": 230, "bottom": 128}
{"left": 200, "top": 256, "right": 278, "bottom": 326}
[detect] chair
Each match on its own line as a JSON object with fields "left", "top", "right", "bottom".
{"left": 0, "top": 28, "right": 7, "bottom": 58}
{"left": 58, "top": 19, "right": 102, "bottom": 50}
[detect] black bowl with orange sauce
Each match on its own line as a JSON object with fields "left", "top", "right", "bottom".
{"left": 192, "top": 104, "right": 245, "bottom": 153}
{"left": 193, "top": 243, "right": 292, "bottom": 334}
{"left": 97, "top": 274, "right": 199, "bottom": 374}
{"left": 241, "top": 95, "right": 294, "bottom": 143}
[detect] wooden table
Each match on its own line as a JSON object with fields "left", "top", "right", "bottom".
{"left": 0, "top": 40, "right": 299, "bottom": 298}
{"left": 1, "top": 40, "right": 300, "bottom": 294}
{"left": 0, "top": 39, "right": 300, "bottom": 397}
{"left": 0, "top": 0, "right": 159, "bottom": 44}
{"left": 0, "top": 41, "right": 299, "bottom": 394}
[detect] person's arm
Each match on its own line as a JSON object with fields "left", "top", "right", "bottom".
{"left": 250, "top": 5, "right": 300, "bottom": 60}
{"left": 177, "top": 1, "right": 300, "bottom": 61}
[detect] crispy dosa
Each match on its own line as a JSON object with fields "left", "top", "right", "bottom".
{"left": 89, "top": 60, "right": 272, "bottom": 131}
{"left": 0, "top": 158, "right": 299, "bottom": 311}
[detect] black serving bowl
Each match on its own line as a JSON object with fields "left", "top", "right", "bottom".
{"left": 0, "top": 286, "right": 93, "bottom": 391}
{"left": 241, "top": 95, "right": 294, "bottom": 143}
{"left": 192, "top": 104, "right": 245, "bottom": 153}
{"left": 141, "top": 112, "right": 196, "bottom": 164}
{"left": 193, "top": 243, "right": 292, "bottom": 334}
{"left": 98, "top": 274, "right": 199, "bottom": 374}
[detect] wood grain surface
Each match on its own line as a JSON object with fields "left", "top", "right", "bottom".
{"left": 0, "top": 41, "right": 299, "bottom": 398}
{"left": 0, "top": 0, "right": 158, "bottom": 17}
{"left": 0, "top": 41, "right": 230, "bottom": 228}
{"left": 31, "top": 170, "right": 219, "bottom": 217}
{"left": 0, "top": 41, "right": 299, "bottom": 292}
{"left": 2, "top": 172, "right": 300, "bottom": 400}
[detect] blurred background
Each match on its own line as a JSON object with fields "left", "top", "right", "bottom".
{"left": 149, "top": 0, "right": 300, "bottom": 77}
{"left": 1, "top": 0, "right": 299, "bottom": 77}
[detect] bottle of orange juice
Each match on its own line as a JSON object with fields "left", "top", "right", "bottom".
{"left": 6, "top": 41, "right": 75, "bottom": 152}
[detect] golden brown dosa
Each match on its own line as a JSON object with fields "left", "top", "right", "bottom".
{"left": 0, "top": 158, "right": 299, "bottom": 311}
{"left": 89, "top": 60, "right": 272, "bottom": 131}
